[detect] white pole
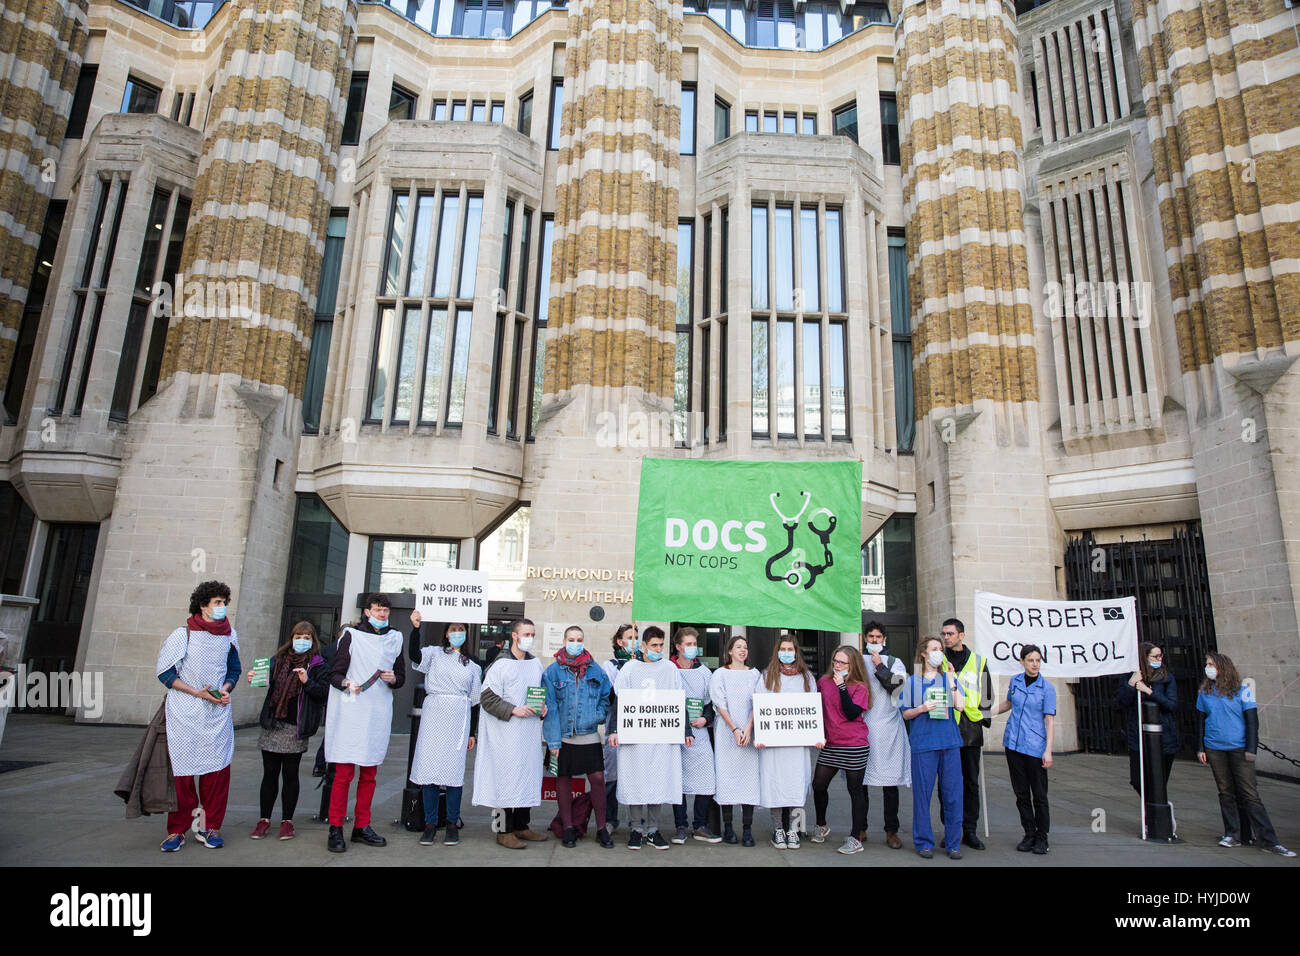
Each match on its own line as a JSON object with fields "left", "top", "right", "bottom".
{"left": 980, "top": 748, "right": 989, "bottom": 840}
{"left": 1137, "top": 691, "right": 1146, "bottom": 840}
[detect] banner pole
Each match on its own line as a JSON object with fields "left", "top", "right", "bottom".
{"left": 1137, "top": 691, "right": 1146, "bottom": 841}
{"left": 980, "top": 748, "right": 989, "bottom": 840}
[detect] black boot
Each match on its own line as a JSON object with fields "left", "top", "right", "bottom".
{"left": 352, "top": 825, "right": 387, "bottom": 847}
{"left": 562, "top": 827, "right": 579, "bottom": 848}
{"left": 327, "top": 826, "right": 346, "bottom": 853}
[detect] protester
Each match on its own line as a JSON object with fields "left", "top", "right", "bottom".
{"left": 611, "top": 626, "right": 693, "bottom": 850}
{"left": 601, "top": 624, "right": 638, "bottom": 833}
{"left": 409, "top": 614, "right": 481, "bottom": 847}
{"left": 1197, "top": 653, "right": 1295, "bottom": 857}
{"left": 246, "top": 621, "right": 329, "bottom": 842}
{"left": 710, "top": 635, "right": 761, "bottom": 845}
{"left": 861, "top": 622, "right": 909, "bottom": 848}
{"left": 671, "top": 626, "right": 720, "bottom": 844}
{"left": 474, "top": 618, "right": 548, "bottom": 849}
{"left": 993, "top": 644, "right": 1055, "bottom": 854}
{"left": 155, "top": 581, "right": 241, "bottom": 851}
{"left": 1116, "top": 641, "right": 1179, "bottom": 795}
{"left": 542, "top": 625, "right": 613, "bottom": 848}
{"left": 756, "top": 635, "right": 821, "bottom": 849}
{"left": 812, "top": 645, "right": 871, "bottom": 854}
{"left": 941, "top": 618, "right": 992, "bottom": 849}
{"left": 324, "top": 593, "right": 406, "bottom": 852}
{"left": 900, "top": 636, "right": 965, "bottom": 859}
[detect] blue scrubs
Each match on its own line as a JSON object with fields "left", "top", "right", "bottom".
{"left": 1003, "top": 673, "right": 1057, "bottom": 758}
{"left": 899, "top": 674, "right": 963, "bottom": 853}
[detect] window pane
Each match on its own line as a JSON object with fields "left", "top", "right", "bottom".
{"left": 674, "top": 329, "right": 689, "bottom": 443}
{"left": 806, "top": 10, "right": 825, "bottom": 50}
{"left": 720, "top": 206, "right": 728, "bottom": 313}
{"left": 833, "top": 103, "right": 858, "bottom": 143}
{"left": 383, "top": 193, "right": 409, "bottom": 296}
{"left": 714, "top": 97, "right": 730, "bottom": 143}
{"left": 122, "top": 76, "right": 161, "bottom": 114}
{"left": 134, "top": 188, "right": 171, "bottom": 294}
{"left": 751, "top": 318, "right": 768, "bottom": 435}
{"left": 491, "top": 101, "right": 505, "bottom": 123}
{"left": 803, "top": 320, "right": 821, "bottom": 436}
{"left": 458, "top": 195, "right": 483, "bottom": 298}
{"left": 421, "top": 308, "right": 449, "bottom": 421}
{"left": 433, "top": 194, "right": 460, "bottom": 298}
{"left": 802, "top": 114, "right": 816, "bottom": 135}
{"left": 433, "top": 100, "right": 447, "bottom": 121}
{"left": 530, "top": 324, "right": 547, "bottom": 435}
{"left": 405, "top": 193, "right": 435, "bottom": 296}
{"left": 894, "top": 340, "right": 914, "bottom": 451}
{"left": 799, "top": 206, "right": 819, "bottom": 312}
{"left": 446, "top": 308, "right": 472, "bottom": 424}
{"left": 488, "top": 314, "right": 504, "bottom": 432}
{"left": 829, "top": 321, "right": 847, "bottom": 437}
{"left": 676, "top": 220, "right": 693, "bottom": 324}
{"left": 763, "top": 111, "right": 778, "bottom": 133}
{"left": 393, "top": 305, "right": 422, "bottom": 421}
{"left": 777, "top": 3, "right": 797, "bottom": 47}
{"left": 745, "top": 111, "right": 758, "bottom": 132}
{"left": 548, "top": 81, "right": 563, "bottom": 149}
{"left": 484, "top": 0, "right": 504, "bottom": 36}
{"left": 774, "top": 206, "right": 793, "bottom": 311}
{"left": 507, "top": 317, "right": 524, "bottom": 436}
{"left": 342, "top": 74, "right": 367, "bottom": 145}
{"left": 826, "top": 207, "right": 844, "bottom": 312}
{"left": 110, "top": 299, "right": 149, "bottom": 420}
{"left": 369, "top": 306, "right": 397, "bottom": 420}
{"left": 783, "top": 112, "right": 796, "bottom": 134}
{"left": 751, "top": 205, "right": 768, "bottom": 310}
{"left": 389, "top": 84, "right": 415, "bottom": 121}
{"left": 681, "top": 85, "right": 696, "bottom": 154}
{"left": 517, "top": 92, "right": 533, "bottom": 135}
{"left": 499, "top": 200, "right": 514, "bottom": 300}
{"left": 537, "top": 216, "right": 554, "bottom": 324}
{"left": 452, "top": 100, "right": 466, "bottom": 121}
{"left": 702, "top": 323, "right": 711, "bottom": 443}
{"left": 471, "top": 101, "right": 486, "bottom": 122}
{"left": 516, "top": 207, "right": 532, "bottom": 313}
{"left": 881, "top": 94, "right": 900, "bottom": 165}
{"left": 702, "top": 213, "right": 712, "bottom": 318}
{"left": 66, "top": 65, "right": 97, "bottom": 139}
{"left": 719, "top": 318, "right": 728, "bottom": 436}
{"left": 776, "top": 318, "right": 795, "bottom": 435}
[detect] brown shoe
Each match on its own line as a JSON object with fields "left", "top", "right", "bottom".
{"left": 886, "top": 832, "right": 903, "bottom": 850}
{"left": 514, "top": 828, "right": 548, "bottom": 842}
{"left": 496, "top": 832, "right": 526, "bottom": 849}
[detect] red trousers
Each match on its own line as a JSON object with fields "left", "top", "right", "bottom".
{"left": 167, "top": 765, "right": 231, "bottom": 834}
{"left": 329, "top": 763, "right": 377, "bottom": 827}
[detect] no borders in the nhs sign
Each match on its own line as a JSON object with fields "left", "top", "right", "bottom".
{"left": 415, "top": 567, "right": 489, "bottom": 624}
{"left": 631, "top": 459, "right": 862, "bottom": 632}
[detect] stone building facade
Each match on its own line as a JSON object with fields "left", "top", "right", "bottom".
{"left": 0, "top": 0, "right": 1295, "bottom": 776}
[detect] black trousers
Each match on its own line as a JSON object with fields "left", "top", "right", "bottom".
{"left": 1128, "top": 749, "right": 1175, "bottom": 795}
{"left": 1005, "top": 750, "right": 1049, "bottom": 838}
{"left": 506, "top": 807, "right": 532, "bottom": 832}
{"left": 958, "top": 744, "right": 981, "bottom": 833}
{"left": 259, "top": 750, "right": 303, "bottom": 820}
{"left": 673, "top": 794, "right": 713, "bottom": 830}
{"left": 862, "top": 785, "right": 900, "bottom": 833}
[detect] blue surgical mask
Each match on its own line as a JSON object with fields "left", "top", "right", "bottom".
{"left": 683, "top": 646, "right": 700, "bottom": 660}
{"left": 292, "top": 638, "right": 311, "bottom": 654}
{"left": 1149, "top": 660, "right": 1162, "bottom": 669}
{"left": 645, "top": 649, "right": 664, "bottom": 662}
{"left": 210, "top": 605, "right": 227, "bottom": 621}
{"left": 565, "top": 641, "right": 584, "bottom": 656}
{"left": 367, "top": 614, "right": 388, "bottom": 630}
{"left": 448, "top": 631, "right": 466, "bottom": 648}
{"left": 778, "top": 650, "right": 796, "bottom": 665}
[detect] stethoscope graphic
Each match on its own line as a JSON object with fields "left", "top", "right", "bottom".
{"left": 764, "top": 491, "right": 837, "bottom": 589}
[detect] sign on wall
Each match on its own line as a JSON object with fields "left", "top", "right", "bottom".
{"left": 414, "top": 567, "right": 489, "bottom": 624}
{"left": 972, "top": 590, "right": 1138, "bottom": 677}
{"left": 753, "top": 692, "right": 825, "bottom": 747}
{"left": 631, "top": 459, "right": 862, "bottom": 632}
{"left": 616, "top": 688, "right": 686, "bottom": 744}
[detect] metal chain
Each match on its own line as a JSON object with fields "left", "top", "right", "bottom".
{"left": 1257, "top": 742, "right": 1300, "bottom": 769}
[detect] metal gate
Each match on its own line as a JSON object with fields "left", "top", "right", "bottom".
{"left": 1064, "top": 524, "right": 1217, "bottom": 757}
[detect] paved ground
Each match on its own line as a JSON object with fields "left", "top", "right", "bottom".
{"left": 1, "top": 713, "right": 1297, "bottom": 867}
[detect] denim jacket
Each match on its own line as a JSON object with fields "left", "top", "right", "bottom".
{"left": 542, "top": 659, "right": 611, "bottom": 750}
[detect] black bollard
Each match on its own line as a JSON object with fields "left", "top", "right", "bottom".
{"left": 1141, "top": 700, "right": 1176, "bottom": 842}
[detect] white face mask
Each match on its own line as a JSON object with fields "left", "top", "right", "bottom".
{"left": 865, "top": 643, "right": 885, "bottom": 656}
{"left": 1204, "top": 666, "right": 1217, "bottom": 681}
{"left": 516, "top": 636, "right": 535, "bottom": 653}
{"left": 927, "top": 650, "right": 944, "bottom": 668}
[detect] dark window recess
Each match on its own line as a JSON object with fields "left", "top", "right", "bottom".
{"left": 138, "top": 195, "right": 191, "bottom": 406}
{"left": 547, "top": 79, "right": 563, "bottom": 150}
{"left": 121, "top": 75, "right": 161, "bottom": 114}
{"left": 302, "top": 211, "right": 347, "bottom": 433}
{"left": 389, "top": 82, "right": 416, "bottom": 121}
{"left": 880, "top": 93, "right": 899, "bottom": 165}
{"left": 65, "top": 65, "right": 98, "bottom": 139}
{"left": 832, "top": 101, "right": 858, "bottom": 144}
{"left": 4, "top": 200, "right": 65, "bottom": 422}
{"left": 0, "top": 482, "right": 35, "bottom": 594}
{"left": 341, "top": 72, "right": 368, "bottom": 145}
{"left": 517, "top": 90, "right": 533, "bottom": 136}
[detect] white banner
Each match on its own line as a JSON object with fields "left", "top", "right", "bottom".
{"left": 973, "top": 590, "right": 1138, "bottom": 677}
{"left": 617, "top": 689, "right": 686, "bottom": 744}
{"left": 414, "top": 567, "right": 489, "bottom": 623}
{"left": 753, "top": 692, "right": 825, "bottom": 747}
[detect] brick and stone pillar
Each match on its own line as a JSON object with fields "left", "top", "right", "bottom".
{"left": 893, "top": 0, "right": 1067, "bottom": 741}
{"left": 1132, "top": 0, "right": 1300, "bottom": 775}
{"left": 82, "top": 0, "right": 357, "bottom": 724}
{"left": 522, "top": 0, "right": 682, "bottom": 644}
{"left": 0, "top": 0, "right": 88, "bottom": 391}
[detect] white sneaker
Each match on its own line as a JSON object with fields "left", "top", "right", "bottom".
{"left": 1264, "top": 844, "right": 1296, "bottom": 858}
{"left": 770, "top": 827, "right": 787, "bottom": 849}
{"left": 837, "top": 836, "right": 864, "bottom": 855}
{"left": 811, "top": 824, "right": 831, "bottom": 843}
{"left": 786, "top": 829, "right": 801, "bottom": 849}
{"left": 1218, "top": 835, "right": 1242, "bottom": 848}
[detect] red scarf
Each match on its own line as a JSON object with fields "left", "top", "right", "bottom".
{"left": 670, "top": 654, "right": 696, "bottom": 669}
{"left": 554, "top": 646, "right": 593, "bottom": 679}
{"left": 780, "top": 663, "right": 800, "bottom": 677}
{"left": 187, "top": 612, "right": 231, "bottom": 636}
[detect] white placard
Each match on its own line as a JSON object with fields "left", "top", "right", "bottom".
{"left": 617, "top": 688, "right": 686, "bottom": 744}
{"left": 542, "top": 623, "right": 566, "bottom": 659}
{"left": 972, "top": 590, "right": 1138, "bottom": 677}
{"left": 753, "top": 692, "right": 824, "bottom": 747}
{"left": 414, "top": 567, "right": 489, "bottom": 624}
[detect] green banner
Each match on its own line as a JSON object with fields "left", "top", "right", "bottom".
{"left": 632, "top": 459, "right": 863, "bottom": 632}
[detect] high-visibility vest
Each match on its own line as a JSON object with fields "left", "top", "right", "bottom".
{"left": 955, "top": 650, "right": 986, "bottom": 723}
